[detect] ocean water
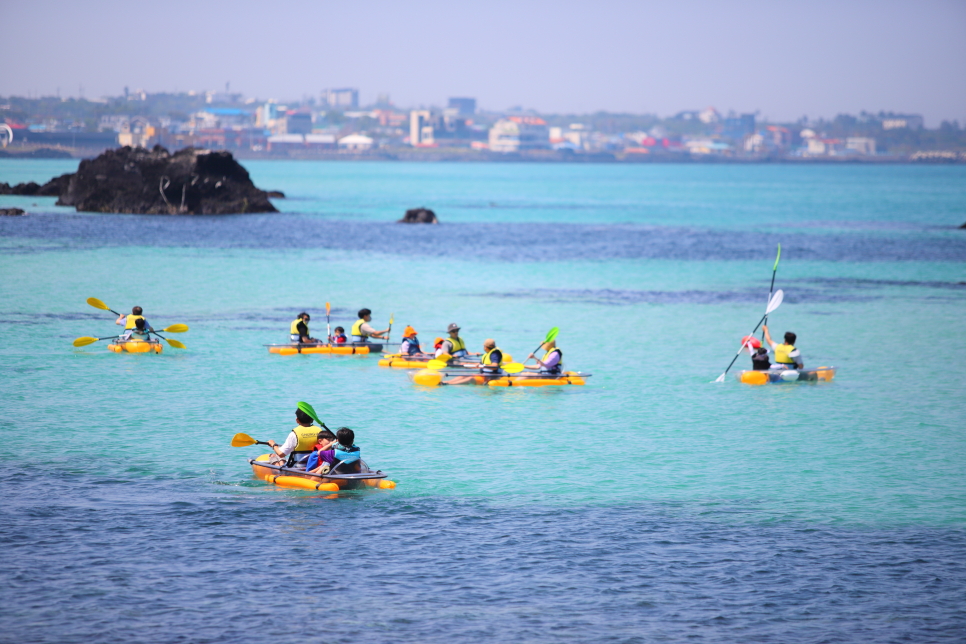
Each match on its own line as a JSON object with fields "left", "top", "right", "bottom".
{"left": 1, "top": 160, "right": 965, "bottom": 643}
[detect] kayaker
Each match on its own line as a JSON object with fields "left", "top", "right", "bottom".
{"left": 399, "top": 326, "right": 423, "bottom": 356}
{"left": 290, "top": 312, "right": 319, "bottom": 344}
{"left": 304, "top": 428, "right": 337, "bottom": 473}
{"left": 763, "top": 325, "right": 803, "bottom": 369}
{"left": 116, "top": 306, "right": 151, "bottom": 332}
{"left": 436, "top": 323, "right": 478, "bottom": 360}
{"left": 350, "top": 308, "right": 389, "bottom": 343}
{"left": 120, "top": 317, "right": 152, "bottom": 342}
{"left": 308, "top": 427, "right": 362, "bottom": 474}
{"left": 521, "top": 339, "right": 563, "bottom": 376}
{"left": 443, "top": 339, "right": 503, "bottom": 385}
{"left": 331, "top": 326, "right": 347, "bottom": 345}
{"left": 267, "top": 407, "right": 319, "bottom": 467}
{"left": 751, "top": 346, "right": 771, "bottom": 371}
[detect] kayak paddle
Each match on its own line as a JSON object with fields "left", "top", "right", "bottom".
{"left": 325, "top": 302, "right": 331, "bottom": 342}
{"left": 87, "top": 297, "right": 121, "bottom": 316}
{"left": 73, "top": 335, "right": 119, "bottom": 347}
{"left": 714, "top": 289, "right": 784, "bottom": 383}
{"left": 386, "top": 313, "right": 394, "bottom": 344}
{"left": 151, "top": 331, "right": 186, "bottom": 349}
{"left": 231, "top": 433, "right": 272, "bottom": 447}
{"left": 761, "top": 244, "right": 781, "bottom": 342}
{"left": 159, "top": 324, "right": 189, "bottom": 333}
{"left": 297, "top": 401, "right": 331, "bottom": 431}
{"left": 524, "top": 327, "right": 560, "bottom": 364}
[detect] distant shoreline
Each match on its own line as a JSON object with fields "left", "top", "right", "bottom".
{"left": 1, "top": 145, "right": 963, "bottom": 164}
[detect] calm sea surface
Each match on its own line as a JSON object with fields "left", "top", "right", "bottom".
{"left": 1, "top": 160, "right": 965, "bottom": 643}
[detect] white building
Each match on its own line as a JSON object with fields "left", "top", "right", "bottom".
{"left": 338, "top": 134, "right": 374, "bottom": 150}
{"left": 321, "top": 88, "right": 359, "bottom": 110}
{"left": 488, "top": 117, "right": 549, "bottom": 152}
{"left": 845, "top": 137, "right": 876, "bottom": 155}
{"left": 410, "top": 110, "right": 434, "bottom": 146}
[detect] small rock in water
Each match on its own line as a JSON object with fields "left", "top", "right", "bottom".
{"left": 0, "top": 207, "right": 26, "bottom": 216}
{"left": 398, "top": 207, "right": 439, "bottom": 224}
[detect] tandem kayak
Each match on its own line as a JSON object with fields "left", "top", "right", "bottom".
{"left": 412, "top": 369, "right": 589, "bottom": 387}
{"left": 266, "top": 342, "right": 384, "bottom": 356}
{"left": 249, "top": 454, "right": 396, "bottom": 491}
{"left": 737, "top": 367, "right": 836, "bottom": 385}
{"left": 379, "top": 353, "right": 513, "bottom": 369}
{"left": 108, "top": 340, "right": 163, "bottom": 354}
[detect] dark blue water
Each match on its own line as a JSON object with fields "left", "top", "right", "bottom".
{"left": 1, "top": 469, "right": 964, "bottom": 644}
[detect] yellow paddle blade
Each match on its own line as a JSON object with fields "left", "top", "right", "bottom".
{"left": 326, "top": 302, "right": 331, "bottom": 315}
{"left": 87, "top": 297, "right": 110, "bottom": 311}
{"left": 161, "top": 324, "right": 189, "bottom": 333}
{"left": 426, "top": 359, "right": 449, "bottom": 370}
{"left": 436, "top": 353, "right": 452, "bottom": 362}
{"left": 390, "top": 314, "right": 394, "bottom": 324}
{"left": 231, "top": 433, "right": 256, "bottom": 447}
{"left": 73, "top": 336, "right": 100, "bottom": 347}
{"left": 164, "top": 338, "right": 187, "bottom": 349}
{"left": 502, "top": 363, "right": 525, "bottom": 374}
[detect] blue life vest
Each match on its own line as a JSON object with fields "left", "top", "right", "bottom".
{"left": 334, "top": 444, "right": 361, "bottom": 464}
{"left": 402, "top": 337, "right": 421, "bottom": 355}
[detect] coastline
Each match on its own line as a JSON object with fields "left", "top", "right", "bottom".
{"left": 2, "top": 143, "right": 961, "bottom": 164}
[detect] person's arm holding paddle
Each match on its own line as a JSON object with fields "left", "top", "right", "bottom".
{"left": 359, "top": 321, "right": 390, "bottom": 340}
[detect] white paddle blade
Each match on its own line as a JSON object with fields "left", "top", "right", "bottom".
{"left": 713, "top": 373, "right": 726, "bottom": 383}
{"left": 766, "top": 289, "right": 784, "bottom": 314}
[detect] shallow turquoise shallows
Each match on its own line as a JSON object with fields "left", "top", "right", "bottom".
{"left": 1, "top": 159, "right": 964, "bottom": 643}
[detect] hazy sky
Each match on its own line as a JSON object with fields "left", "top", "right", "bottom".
{"left": 2, "top": 0, "right": 964, "bottom": 125}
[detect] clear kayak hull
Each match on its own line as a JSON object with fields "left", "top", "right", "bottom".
{"left": 737, "top": 367, "right": 836, "bottom": 385}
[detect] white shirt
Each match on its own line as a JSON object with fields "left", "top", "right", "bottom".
{"left": 278, "top": 431, "right": 301, "bottom": 457}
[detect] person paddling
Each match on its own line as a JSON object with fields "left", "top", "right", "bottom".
{"left": 116, "top": 306, "right": 152, "bottom": 333}
{"left": 290, "top": 312, "right": 319, "bottom": 344}
{"left": 443, "top": 339, "right": 503, "bottom": 385}
{"left": 350, "top": 308, "right": 389, "bottom": 343}
{"left": 120, "top": 317, "right": 153, "bottom": 343}
{"left": 763, "top": 325, "right": 803, "bottom": 370}
{"left": 437, "top": 323, "right": 479, "bottom": 360}
{"left": 267, "top": 407, "right": 320, "bottom": 467}
{"left": 521, "top": 339, "right": 563, "bottom": 376}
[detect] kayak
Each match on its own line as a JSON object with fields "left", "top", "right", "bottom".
{"left": 249, "top": 453, "right": 396, "bottom": 491}
{"left": 108, "top": 339, "right": 163, "bottom": 354}
{"left": 266, "top": 342, "right": 384, "bottom": 356}
{"left": 737, "top": 366, "right": 836, "bottom": 385}
{"left": 412, "top": 369, "right": 589, "bottom": 387}
{"left": 379, "top": 353, "right": 513, "bottom": 369}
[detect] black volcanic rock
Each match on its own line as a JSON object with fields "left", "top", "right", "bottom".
{"left": 398, "top": 207, "right": 438, "bottom": 224}
{"left": 0, "top": 207, "right": 26, "bottom": 216}
{"left": 51, "top": 146, "right": 277, "bottom": 214}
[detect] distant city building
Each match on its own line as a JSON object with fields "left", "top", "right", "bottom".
{"left": 489, "top": 117, "right": 549, "bottom": 152}
{"left": 320, "top": 88, "right": 359, "bottom": 110}
{"left": 882, "top": 115, "right": 923, "bottom": 130}
{"left": 267, "top": 133, "right": 335, "bottom": 151}
{"left": 846, "top": 137, "right": 876, "bottom": 155}
{"left": 410, "top": 110, "right": 435, "bottom": 146}
{"left": 338, "top": 133, "right": 374, "bottom": 150}
{"left": 698, "top": 107, "right": 720, "bottom": 124}
{"left": 448, "top": 97, "right": 476, "bottom": 115}
{"left": 283, "top": 112, "right": 313, "bottom": 135}
{"left": 722, "top": 114, "right": 755, "bottom": 139}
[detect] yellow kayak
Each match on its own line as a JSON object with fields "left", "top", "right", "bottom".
{"left": 412, "top": 369, "right": 588, "bottom": 387}
{"left": 266, "top": 343, "right": 383, "bottom": 356}
{"left": 108, "top": 340, "right": 163, "bottom": 354}
{"left": 249, "top": 453, "right": 396, "bottom": 491}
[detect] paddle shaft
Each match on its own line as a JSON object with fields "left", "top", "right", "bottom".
{"left": 761, "top": 245, "right": 781, "bottom": 341}
{"left": 326, "top": 303, "right": 331, "bottom": 342}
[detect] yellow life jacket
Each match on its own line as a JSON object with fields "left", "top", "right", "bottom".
{"left": 481, "top": 346, "right": 503, "bottom": 366}
{"left": 124, "top": 314, "right": 145, "bottom": 330}
{"left": 542, "top": 348, "right": 562, "bottom": 363}
{"left": 775, "top": 343, "right": 797, "bottom": 364}
{"left": 448, "top": 336, "right": 466, "bottom": 353}
{"left": 351, "top": 319, "right": 367, "bottom": 338}
{"left": 289, "top": 425, "right": 318, "bottom": 452}
{"left": 290, "top": 318, "right": 308, "bottom": 336}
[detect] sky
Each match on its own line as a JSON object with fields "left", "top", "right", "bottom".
{"left": 2, "top": 0, "right": 965, "bottom": 125}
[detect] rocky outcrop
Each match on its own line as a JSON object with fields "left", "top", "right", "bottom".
{"left": 398, "top": 207, "right": 438, "bottom": 224}
{"left": 0, "top": 207, "right": 26, "bottom": 216}
{"left": 0, "top": 177, "right": 68, "bottom": 196}
{"left": 39, "top": 146, "right": 278, "bottom": 214}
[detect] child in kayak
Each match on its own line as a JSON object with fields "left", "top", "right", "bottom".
{"left": 308, "top": 427, "right": 361, "bottom": 474}
{"left": 120, "top": 317, "right": 153, "bottom": 342}
{"left": 399, "top": 326, "right": 422, "bottom": 355}
{"left": 304, "top": 428, "right": 337, "bottom": 473}
{"left": 331, "top": 326, "right": 347, "bottom": 345}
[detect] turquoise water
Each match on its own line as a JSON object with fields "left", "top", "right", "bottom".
{"left": 1, "top": 160, "right": 965, "bottom": 642}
